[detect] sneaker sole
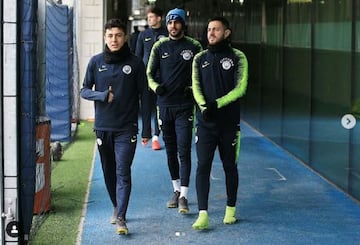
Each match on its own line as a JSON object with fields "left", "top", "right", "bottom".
{"left": 223, "top": 219, "right": 237, "bottom": 224}
{"left": 178, "top": 208, "right": 189, "bottom": 214}
{"left": 117, "top": 228, "right": 128, "bottom": 235}
{"left": 167, "top": 204, "right": 178, "bottom": 208}
{"left": 152, "top": 145, "right": 161, "bottom": 150}
{"left": 192, "top": 225, "right": 208, "bottom": 230}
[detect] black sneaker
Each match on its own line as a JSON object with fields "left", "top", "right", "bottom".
{"left": 116, "top": 217, "right": 128, "bottom": 235}
{"left": 178, "top": 196, "right": 189, "bottom": 214}
{"left": 167, "top": 191, "right": 180, "bottom": 208}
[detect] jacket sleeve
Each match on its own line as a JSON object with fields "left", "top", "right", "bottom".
{"left": 146, "top": 40, "right": 161, "bottom": 92}
{"left": 216, "top": 49, "right": 248, "bottom": 109}
{"left": 192, "top": 51, "right": 207, "bottom": 112}
{"left": 137, "top": 61, "right": 148, "bottom": 103}
{"left": 135, "top": 32, "right": 144, "bottom": 59}
{"left": 137, "top": 60, "right": 148, "bottom": 138}
{"left": 80, "top": 57, "right": 109, "bottom": 102}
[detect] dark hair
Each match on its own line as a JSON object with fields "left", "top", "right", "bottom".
{"left": 208, "top": 16, "right": 230, "bottom": 30}
{"left": 147, "top": 6, "right": 163, "bottom": 17}
{"left": 104, "top": 19, "right": 127, "bottom": 33}
{"left": 207, "top": 16, "right": 232, "bottom": 42}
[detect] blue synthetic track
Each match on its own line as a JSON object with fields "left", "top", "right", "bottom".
{"left": 80, "top": 121, "right": 360, "bottom": 244}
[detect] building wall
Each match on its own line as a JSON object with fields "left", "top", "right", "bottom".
{"left": 76, "top": 0, "right": 104, "bottom": 120}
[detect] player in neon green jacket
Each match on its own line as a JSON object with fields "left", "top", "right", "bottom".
{"left": 191, "top": 16, "right": 248, "bottom": 230}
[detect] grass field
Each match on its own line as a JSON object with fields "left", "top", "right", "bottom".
{"left": 30, "top": 120, "right": 95, "bottom": 245}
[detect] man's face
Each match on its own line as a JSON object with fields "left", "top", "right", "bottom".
{"left": 207, "top": 20, "right": 230, "bottom": 45}
{"left": 104, "top": 27, "right": 127, "bottom": 52}
{"left": 167, "top": 20, "right": 183, "bottom": 39}
{"left": 147, "top": 13, "right": 161, "bottom": 28}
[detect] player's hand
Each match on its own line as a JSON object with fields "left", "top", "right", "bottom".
{"left": 184, "top": 86, "right": 193, "bottom": 99}
{"left": 107, "top": 85, "right": 114, "bottom": 103}
{"left": 202, "top": 101, "right": 217, "bottom": 121}
{"left": 155, "top": 85, "right": 166, "bottom": 96}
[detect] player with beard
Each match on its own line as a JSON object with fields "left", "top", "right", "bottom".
{"left": 147, "top": 8, "right": 202, "bottom": 214}
{"left": 191, "top": 16, "right": 248, "bottom": 230}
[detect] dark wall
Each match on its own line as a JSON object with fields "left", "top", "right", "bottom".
{"left": 155, "top": 0, "right": 360, "bottom": 201}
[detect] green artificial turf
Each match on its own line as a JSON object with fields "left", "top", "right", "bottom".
{"left": 30, "top": 120, "right": 95, "bottom": 245}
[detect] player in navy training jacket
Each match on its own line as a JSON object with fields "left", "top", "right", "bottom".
{"left": 147, "top": 8, "right": 202, "bottom": 214}
{"left": 80, "top": 19, "right": 147, "bottom": 235}
{"left": 136, "top": 6, "right": 168, "bottom": 150}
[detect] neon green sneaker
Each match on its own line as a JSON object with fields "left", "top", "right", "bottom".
{"left": 223, "top": 206, "right": 237, "bottom": 224}
{"left": 192, "top": 211, "right": 209, "bottom": 230}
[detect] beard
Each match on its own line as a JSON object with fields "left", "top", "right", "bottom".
{"left": 169, "top": 29, "right": 183, "bottom": 39}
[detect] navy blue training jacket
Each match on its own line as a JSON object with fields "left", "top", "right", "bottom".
{"left": 135, "top": 26, "right": 168, "bottom": 65}
{"left": 80, "top": 52, "right": 147, "bottom": 132}
{"left": 147, "top": 36, "right": 202, "bottom": 107}
{"left": 192, "top": 46, "right": 248, "bottom": 129}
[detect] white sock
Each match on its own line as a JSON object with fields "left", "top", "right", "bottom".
{"left": 152, "top": 135, "right": 159, "bottom": 141}
{"left": 199, "top": 210, "right": 207, "bottom": 214}
{"left": 172, "top": 179, "right": 180, "bottom": 192}
{"left": 180, "top": 186, "right": 188, "bottom": 199}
